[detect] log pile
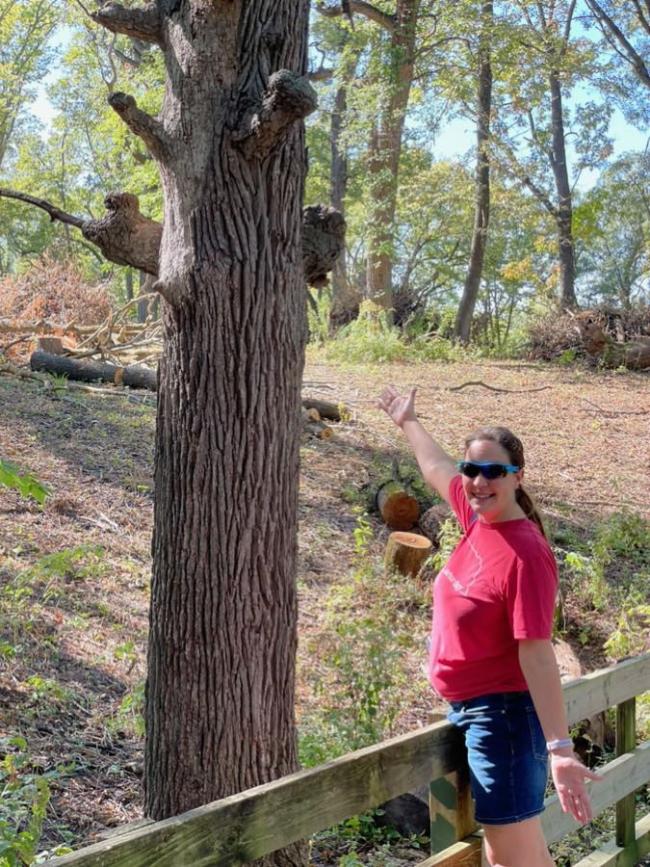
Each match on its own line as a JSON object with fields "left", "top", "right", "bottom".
{"left": 573, "top": 313, "right": 650, "bottom": 370}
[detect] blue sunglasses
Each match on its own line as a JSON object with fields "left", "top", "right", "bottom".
{"left": 457, "top": 460, "right": 520, "bottom": 480}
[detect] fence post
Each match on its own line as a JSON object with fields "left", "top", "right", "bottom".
{"left": 429, "top": 764, "right": 477, "bottom": 855}
{"left": 616, "top": 697, "right": 638, "bottom": 865}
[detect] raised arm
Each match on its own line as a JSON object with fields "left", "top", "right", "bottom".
{"left": 378, "top": 386, "right": 458, "bottom": 505}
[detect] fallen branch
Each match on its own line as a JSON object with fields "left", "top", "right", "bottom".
{"left": 449, "top": 380, "right": 554, "bottom": 394}
{"left": 30, "top": 350, "right": 157, "bottom": 390}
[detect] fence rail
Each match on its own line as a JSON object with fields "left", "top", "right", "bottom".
{"left": 50, "top": 653, "right": 650, "bottom": 867}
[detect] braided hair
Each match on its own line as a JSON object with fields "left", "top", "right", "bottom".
{"left": 464, "top": 426, "right": 547, "bottom": 538}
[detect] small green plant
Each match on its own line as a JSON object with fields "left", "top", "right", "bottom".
{"left": 110, "top": 683, "right": 145, "bottom": 738}
{"left": 604, "top": 603, "right": 650, "bottom": 660}
{"left": 429, "top": 518, "right": 462, "bottom": 574}
{"left": 352, "top": 510, "right": 374, "bottom": 563}
{"left": 563, "top": 551, "right": 609, "bottom": 610}
{"left": 20, "top": 545, "right": 107, "bottom": 586}
{"left": 0, "top": 737, "right": 72, "bottom": 866}
{"left": 0, "top": 461, "right": 49, "bottom": 506}
{"left": 113, "top": 641, "right": 138, "bottom": 673}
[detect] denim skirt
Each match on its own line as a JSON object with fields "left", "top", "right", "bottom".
{"left": 447, "top": 691, "right": 549, "bottom": 825}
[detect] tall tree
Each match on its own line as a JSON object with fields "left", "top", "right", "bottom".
{"left": 0, "top": 0, "right": 59, "bottom": 169}
{"left": 495, "top": 0, "right": 592, "bottom": 310}
{"left": 454, "top": 0, "right": 493, "bottom": 342}
{"left": 319, "top": 0, "right": 420, "bottom": 315}
{"left": 85, "top": 0, "right": 316, "bottom": 854}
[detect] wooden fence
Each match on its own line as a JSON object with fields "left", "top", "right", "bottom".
{"left": 50, "top": 653, "right": 650, "bottom": 867}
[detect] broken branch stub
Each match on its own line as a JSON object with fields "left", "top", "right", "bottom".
{"left": 82, "top": 193, "right": 162, "bottom": 276}
{"left": 235, "top": 71, "right": 318, "bottom": 159}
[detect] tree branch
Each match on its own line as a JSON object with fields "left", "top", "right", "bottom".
{"left": 587, "top": 0, "right": 650, "bottom": 89}
{"left": 108, "top": 92, "right": 172, "bottom": 160}
{"left": 1, "top": 187, "right": 344, "bottom": 295}
{"left": 234, "top": 70, "right": 317, "bottom": 160}
{"left": 316, "top": 0, "right": 396, "bottom": 32}
{"left": 92, "top": 2, "right": 163, "bottom": 45}
{"left": 0, "top": 187, "right": 86, "bottom": 229}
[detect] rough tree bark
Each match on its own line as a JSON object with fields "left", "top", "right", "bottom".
{"left": 454, "top": 0, "right": 493, "bottom": 344}
{"left": 83, "top": 1, "right": 317, "bottom": 860}
{"left": 366, "top": 0, "right": 418, "bottom": 314}
{"left": 328, "top": 82, "right": 360, "bottom": 331}
{"left": 548, "top": 68, "right": 578, "bottom": 310}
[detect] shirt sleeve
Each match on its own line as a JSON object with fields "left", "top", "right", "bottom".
{"left": 447, "top": 473, "right": 476, "bottom": 534}
{"left": 505, "top": 539, "right": 558, "bottom": 640}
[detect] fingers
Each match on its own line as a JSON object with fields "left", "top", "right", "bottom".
{"left": 558, "top": 783, "right": 594, "bottom": 824}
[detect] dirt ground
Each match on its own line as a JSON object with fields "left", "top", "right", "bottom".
{"left": 0, "top": 355, "right": 648, "bottom": 862}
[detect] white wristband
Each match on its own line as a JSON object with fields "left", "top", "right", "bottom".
{"left": 546, "top": 737, "right": 573, "bottom": 752}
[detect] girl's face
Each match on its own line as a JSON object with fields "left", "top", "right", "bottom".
{"left": 462, "top": 439, "right": 524, "bottom": 523}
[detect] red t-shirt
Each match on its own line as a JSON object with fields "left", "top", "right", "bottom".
{"left": 429, "top": 475, "right": 558, "bottom": 701}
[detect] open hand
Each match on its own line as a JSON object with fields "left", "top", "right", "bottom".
{"left": 551, "top": 752, "right": 602, "bottom": 824}
{"left": 377, "top": 386, "right": 417, "bottom": 428}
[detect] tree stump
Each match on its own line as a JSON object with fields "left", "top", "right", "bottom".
{"left": 385, "top": 531, "right": 432, "bottom": 578}
{"left": 376, "top": 481, "right": 420, "bottom": 530}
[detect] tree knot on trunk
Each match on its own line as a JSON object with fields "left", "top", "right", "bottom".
{"left": 234, "top": 70, "right": 317, "bottom": 159}
{"left": 82, "top": 192, "right": 162, "bottom": 275}
{"left": 302, "top": 205, "right": 346, "bottom": 288}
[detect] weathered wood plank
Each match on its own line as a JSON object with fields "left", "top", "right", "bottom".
{"left": 542, "top": 742, "right": 650, "bottom": 844}
{"left": 615, "top": 698, "right": 637, "bottom": 857}
{"left": 417, "top": 835, "right": 482, "bottom": 867}
{"left": 571, "top": 813, "right": 650, "bottom": 867}
{"left": 48, "top": 654, "right": 650, "bottom": 867}
{"left": 48, "top": 721, "right": 464, "bottom": 867}
{"left": 563, "top": 654, "right": 650, "bottom": 725}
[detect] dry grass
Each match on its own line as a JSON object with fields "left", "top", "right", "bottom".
{"left": 0, "top": 354, "right": 648, "bottom": 860}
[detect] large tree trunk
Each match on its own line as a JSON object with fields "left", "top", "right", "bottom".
{"left": 144, "top": 7, "right": 311, "bottom": 843}
{"left": 365, "top": 0, "right": 419, "bottom": 315}
{"left": 454, "top": 0, "right": 493, "bottom": 344}
{"left": 549, "top": 69, "right": 578, "bottom": 310}
{"left": 88, "top": 3, "right": 314, "bottom": 859}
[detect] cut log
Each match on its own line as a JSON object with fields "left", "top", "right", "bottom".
{"left": 418, "top": 503, "right": 452, "bottom": 548}
{"left": 384, "top": 531, "right": 433, "bottom": 578}
{"left": 376, "top": 481, "right": 420, "bottom": 530}
{"left": 30, "top": 350, "right": 157, "bottom": 390}
{"left": 304, "top": 420, "right": 334, "bottom": 440}
{"left": 301, "top": 397, "right": 346, "bottom": 421}
{"left": 36, "top": 337, "right": 66, "bottom": 355}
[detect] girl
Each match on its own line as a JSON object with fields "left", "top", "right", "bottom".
{"left": 378, "top": 385, "right": 600, "bottom": 867}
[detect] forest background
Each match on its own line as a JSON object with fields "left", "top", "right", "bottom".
{"left": 1, "top": 0, "right": 649, "bottom": 339}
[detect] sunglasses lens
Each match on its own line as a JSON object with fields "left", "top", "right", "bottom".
{"left": 483, "top": 464, "right": 506, "bottom": 479}
{"left": 459, "top": 462, "right": 508, "bottom": 479}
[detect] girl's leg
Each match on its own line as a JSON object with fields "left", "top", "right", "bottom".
{"left": 482, "top": 816, "right": 553, "bottom": 867}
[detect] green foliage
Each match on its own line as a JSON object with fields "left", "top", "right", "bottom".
{"left": 0, "top": 736, "right": 72, "bottom": 866}
{"left": 0, "top": 461, "right": 49, "bottom": 506}
{"left": 323, "top": 302, "right": 470, "bottom": 365}
{"left": 604, "top": 604, "right": 650, "bottom": 660}
{"left": 109, "top": 683, "right": 145, "bottom": 739}
{"left": 429, "top": 518, "right": 462, "bottom": 574}
{"left": 20, "top": 546, "right": 107, "bottom": 587}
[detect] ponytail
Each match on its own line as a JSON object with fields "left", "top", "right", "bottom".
{"left": 516, "top": 486, "right": 546, "bottom": 539}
